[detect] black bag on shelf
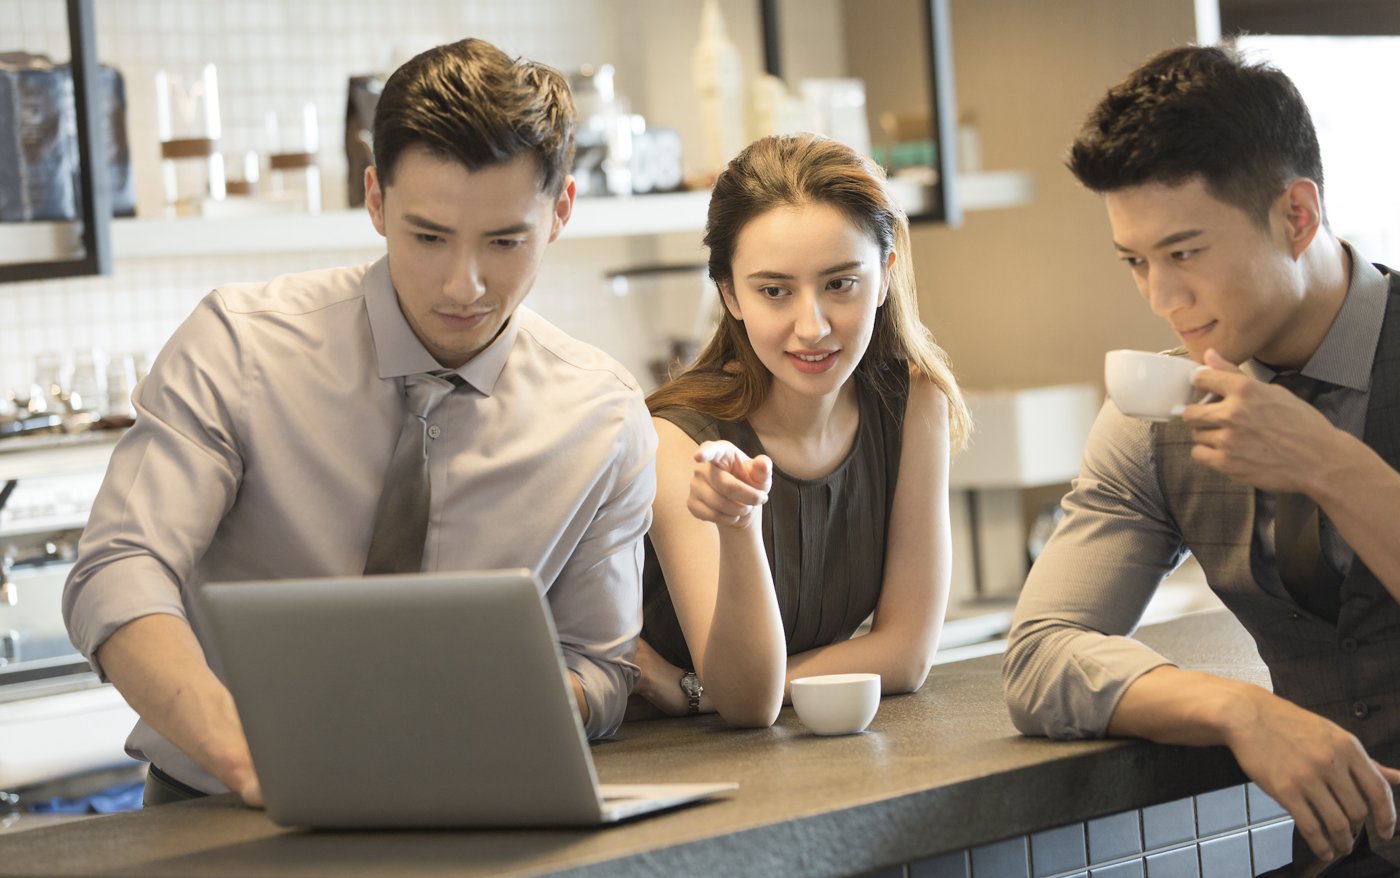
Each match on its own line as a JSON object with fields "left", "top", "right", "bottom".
{"left": 0, "top": 53, "right": 75, "bottom": 222}
{"left": 0, "top": 52, "right": 135, "bottom": 223}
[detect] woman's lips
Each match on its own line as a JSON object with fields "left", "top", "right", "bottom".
{"left": 786, "top": 350, "right": 840, "bottom": 374}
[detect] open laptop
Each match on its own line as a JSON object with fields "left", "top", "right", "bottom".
{"left": 189, "top": 569, "right": 736, "bottom": 828}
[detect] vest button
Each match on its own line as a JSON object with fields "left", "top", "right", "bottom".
{"left": 1352, "top": 701, "right": 1370, "bottom": 720}
{"left": 427, "top": 424, "right": 442, "bottom": 440}
{"left": 1289, "top": 612, "right": 1302, "bottom": 621}
{"left": 1341, "top": 637, "right": 1359, "bottom": 653}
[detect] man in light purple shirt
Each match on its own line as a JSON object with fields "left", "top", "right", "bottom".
{"left": 63, "top": 38, "right": 656, "bottom": 807}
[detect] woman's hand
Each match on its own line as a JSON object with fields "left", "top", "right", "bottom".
{"left": 688, "top": 441, "right": 772, "bottom": 530}
{"left": 631, "top": 638, "right": 690, "bottom": 716}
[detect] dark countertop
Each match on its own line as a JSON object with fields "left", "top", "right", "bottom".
{"left": 0, "top": 610, "right": 1270, "bottom": 878}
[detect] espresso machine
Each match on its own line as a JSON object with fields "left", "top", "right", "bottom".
{"left": 0, "top": 440, "right": 139, "bottom": 808}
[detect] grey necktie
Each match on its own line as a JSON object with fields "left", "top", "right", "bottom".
{"left": 363, "top": 372, "right": 461, "bottom": 575}
{"left": 1271, "top": 371, "right": 1342, "bottom": 622}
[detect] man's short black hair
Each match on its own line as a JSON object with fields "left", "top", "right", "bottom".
{"left": 372, "top": 38, "right": 576, "bottom": 195}
{"left": 1068, "top": 44, "right": 1325, "bottom": 227}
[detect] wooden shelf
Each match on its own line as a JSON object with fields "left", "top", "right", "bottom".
{"left": 0, "top": 171, "right": 1033, "bottom": 264}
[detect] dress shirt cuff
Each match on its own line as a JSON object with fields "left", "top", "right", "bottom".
{"left": 64, "top": 555, "right": 187, "bottom": 680}
{"left": 1004, "top": 626, "right": 1174, "bottom": 740}
{"left": 563, "top": 647, "right": 639, "bottom": 740}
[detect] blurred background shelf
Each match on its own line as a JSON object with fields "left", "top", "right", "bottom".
{"left": 0, "top": 432, "right": 121, "bottom": 484}
{"left": 1, "top": 170, "right": 1032, "bottom": 263}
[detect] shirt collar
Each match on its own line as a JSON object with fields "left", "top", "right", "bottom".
{"left": 1245, "top": 240, "right": 1387, "bottom": 391}
{"left": 364, "top": 255, "right": 521, "bottom": 397}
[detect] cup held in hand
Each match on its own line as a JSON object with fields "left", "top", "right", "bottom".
{"left": 1104, "top": 349, "right": 1204, "bottom": 422}
{"left": 790, "top": 673, "right": 880, "bottom": 735}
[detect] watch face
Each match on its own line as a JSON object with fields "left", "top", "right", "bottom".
{"left": 681, "top": 672, "right": 703, "bottom": 698}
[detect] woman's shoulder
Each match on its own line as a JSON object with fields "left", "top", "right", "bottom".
{"left": 859, "top": 361, "right": 950, "bottom": 440}
{"left": 652, "top": 405, "right": 725, "bottom": 443}
{"left": 902, "top": 366, "right": 951, "bottom": 432}
{"left": 905, "top": 365, "right": 949, "bottom": 406}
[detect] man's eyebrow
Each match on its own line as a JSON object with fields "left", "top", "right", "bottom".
{"left": 1115, "top": 229, "right": 1205, "bottom": 252}
{"left": 402, "top": 215, "right": 537, "bottom": 237}
{"left": 403, "top": 213, "right": 454, "bottom": 234}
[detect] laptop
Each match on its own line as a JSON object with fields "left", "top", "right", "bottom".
{"left": 189, "top": 569, "right": 736, "bottom": 828}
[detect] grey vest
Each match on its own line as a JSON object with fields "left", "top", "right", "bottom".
{"left": 1153, "top": 269, "right": 1400, "bottom": 765}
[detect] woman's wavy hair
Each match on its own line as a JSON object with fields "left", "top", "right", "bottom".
{"left": 647, "top": 134, "right": 969, "bottom": 451}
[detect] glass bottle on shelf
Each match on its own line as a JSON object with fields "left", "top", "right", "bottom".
{"left": 265, "top": 103, "right": 322, "bottom": 214}
{"left": 155, "top": 63, "right": 225, "bottom": 216}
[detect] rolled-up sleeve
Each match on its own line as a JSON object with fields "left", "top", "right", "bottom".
{"left": 63, "top": 293, "right": 245, "bottom": 677}
{"left": 1002, "top": 401, "right": 1189, "bottom": 739}
{"left": 547, "top": 394, "right": 657, "bottom": 740}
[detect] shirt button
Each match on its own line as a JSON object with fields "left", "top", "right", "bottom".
{"left": 1351, "top": 701, "right": 1370, "bottom": 720}
{"left": 427, "top": 424, "right": 442, "bottom": 440}
{"left": 1341, "top": 637, "right": 1359, "bottom": 653}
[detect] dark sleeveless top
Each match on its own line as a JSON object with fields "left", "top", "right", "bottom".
{"left": 642, "top": 368, "right": 910, "bottom": 671}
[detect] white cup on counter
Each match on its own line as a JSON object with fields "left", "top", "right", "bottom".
{"left": 790, "top": 673, "right": 880, "bottom": 736}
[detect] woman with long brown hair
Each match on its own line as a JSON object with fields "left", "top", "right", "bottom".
{"left": 633, "top": 133, "right": 971, "bottom": 726}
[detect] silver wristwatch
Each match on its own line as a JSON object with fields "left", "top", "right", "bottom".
{"left": 680, "top": 670, "right": 703, "bottom": 715}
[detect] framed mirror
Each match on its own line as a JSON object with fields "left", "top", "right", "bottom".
{"left": 759, "top": 0, "right": 961, "bottom": 224}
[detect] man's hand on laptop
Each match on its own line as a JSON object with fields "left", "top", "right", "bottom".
{"left": 204, "top": 727, "right": 264, "bottom": 808}
{"left": 1223, "top": 687, "right": 1400, "bottom": 864}
{"left": 95, "top": 614, "right": 268, "bottom": 809}
{"left": 225, "top": 760, "right": 264, "bottom": 809}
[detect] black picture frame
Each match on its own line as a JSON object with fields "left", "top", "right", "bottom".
{"left": 757, "top": 0, "right": 960, "bottom": 225}
{"left": 0, "top": 0, "right": 112, "bottom": 283}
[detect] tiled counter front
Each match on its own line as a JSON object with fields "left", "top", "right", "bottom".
{"left": 861, "top": 781, "right": 1292, "bottom": 878}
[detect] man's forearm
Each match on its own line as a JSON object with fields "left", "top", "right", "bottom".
{"left": 1106, "top": 665, "right": 1252, "bottom": 745}
{"left": 96, "top": 613, "right": 257, "bottom": 796}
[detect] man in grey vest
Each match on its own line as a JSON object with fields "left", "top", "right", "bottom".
{"left": 1003, "top": 45, "right": 1400, "bottom": 876}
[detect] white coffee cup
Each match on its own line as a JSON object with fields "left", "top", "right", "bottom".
{"left": 1104, "top": 349, "right": 1204, "bottom": 422}
{"left": 790, "top": 673, "right": 880, "bottom": 736}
